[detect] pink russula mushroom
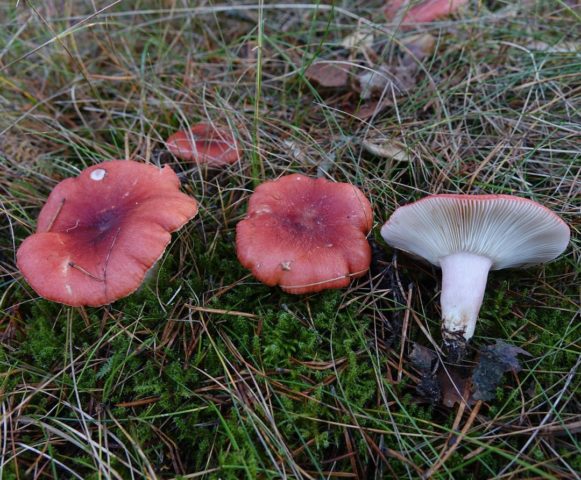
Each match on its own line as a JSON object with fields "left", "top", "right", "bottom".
{"left": 166, "top": 123, "right": 241, "bottom": 166}
{"left": 385, "top": 0, "right": 468, "bottom": 24}
{"left": 17, "top": 160, "right": 199, "bottom": 307}
{"left": 236, "top": 174, "right": 373, "bottom": 294}
{"left": 381, "top": 194, "right": 570, "bottom": 355}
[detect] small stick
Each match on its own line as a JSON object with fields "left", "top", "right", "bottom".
{"left": 422, "top": 400, "right": 483, "bottom": 479}
{"left": 103, "top": 227, "right": 121, "bottom": 280}
{"left": 114, "top": 396, "right": 160, "bottom": 408}
{"left": 102, "top": 227, "right": 121, "bottom": 299}
{"left": 397, "top": 284, "right": 413, "bottom": 383}
{"left": 45, "top": 198, "right": 65, "bottom": 232}
{"left": 68, "top": 262, "right": 103, "bottom": 281}
{"left": 185, "top": 305, "right": 258, "bottom": 319}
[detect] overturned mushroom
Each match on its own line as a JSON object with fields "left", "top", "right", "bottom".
{"left": 17, "top": 160, "right": 198, "bottom": 307}
{"left": 236, "top": 174, "right": 373, "bottom": 294}
{"left": 166, "top": 122, "right": 241, "bottom": 166}
{"left": 381, "top": 194, "right": 570, "bottom": 357}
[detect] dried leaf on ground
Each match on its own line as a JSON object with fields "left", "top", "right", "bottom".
{"left": 403, "top": 33, "right": 437, "bottom": 62}
{"left": 349, "top": 97, "right": 394, "bottom": 121}
{"left": 438, "top": 368, "right": 474, "bottom": 407}
{"left": 362, "top": 138, "right": 410, "bottom": 161}
{"left": 342, "top": 26, "right": 374, "bottom": 51}
{"left": 305, "top": 61, "right": 350, "bottom": 88}
{"left": 526, "top": 41, "right": 581, "bottom": 53}
{"left": 357, "top": 63, "right": 416, "bottom": 100}
{"left": 472, "top": 340, "right": 532, "bottom": 401}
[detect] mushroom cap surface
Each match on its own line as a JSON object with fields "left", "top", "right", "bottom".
{"left": 166, "top": 123, "right": 241, "bottom": 166}
{"left": 236, "top": 174, "right": 373, "bottom": 294}
{"left": 17, "top": 160, "right": 199, "bottom": 307}
{"left": 381, "top": 194, "right": 570, "bottom": 270}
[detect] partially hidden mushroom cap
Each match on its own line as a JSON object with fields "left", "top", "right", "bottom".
{"left": 17, "top": 160, "right": 199, "bottom": 307}
{"left": 166, "top": 123, "right": 241, "bottom": 166}
{"left": 236, "top": 174, "right": 373, "bottom": 294}
{"left": 380, "top": 194, "right": 570, "bottom": 269}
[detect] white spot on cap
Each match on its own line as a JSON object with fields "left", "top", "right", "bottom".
{"left": 255, "top": 206, "right": 273, "bottom": 214}
{"left": 62, "top": 259, "right": 70, "bottom": 274}
{"left": 90, "top": 168, "right": 107, "bottom": 181}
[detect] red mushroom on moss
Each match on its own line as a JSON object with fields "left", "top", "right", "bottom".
{"left": 16, "top": 160, "right": 199, "bottom": 307}
{"left": 236, "top": 174, "right": 373, "bottom": 294}
{"left": 381, "top": 194, "right": 570, "bottom": 357}
{"left": 166, "top": 122, "right": 241, "bottom": 166}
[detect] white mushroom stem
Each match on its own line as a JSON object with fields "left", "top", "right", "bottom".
{"left": 440, "top": 252, "right": 493, "bottom": 342}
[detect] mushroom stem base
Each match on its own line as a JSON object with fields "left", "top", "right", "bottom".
{"left": 441, "top": 330, "right": 467, "bottom": 363}
{"left": 440, "top": 252, "right": 492, "bottom": 345}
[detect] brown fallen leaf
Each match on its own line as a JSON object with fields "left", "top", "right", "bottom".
{"left": 403, "top": 33, "right": 437, "bottom": 62}
{"left": 357, "top": 62, "right": 416, "bottom": 100}
{"left": 362, "top": 138, "right": 410, "bottom": 161}
{"left": 350, "top": 97, "right": 394, "bottom": 121}
{"left": 304, "top": 61, "right": 350, "bottom": 88}
{"left": 438, "top": 368, "right": 474, "bottom": 407}
{"left": 342, "top": 25, "right": 374, "bottom": 51}
{"left": 526, "top": 41, "right": 581, "bottom": 53}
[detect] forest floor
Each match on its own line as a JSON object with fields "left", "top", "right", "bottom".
{"left": 1, "top": 1, "right": 579, "bottom": 479}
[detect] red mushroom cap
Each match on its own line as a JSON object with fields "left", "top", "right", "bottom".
{"left": 384, "top": 0, "right": 468, "bottom": 24}
{"left": 401, "top": 0, "right": 468, "bottom": 23}
{"left": 166, "top": 123, "right": 241, "bottom": 166}
{"left": 236, "top": 174, "right": 373, "bottom": 294}
{"left": 16, "top": 160, "right": 199, "bottom": 307}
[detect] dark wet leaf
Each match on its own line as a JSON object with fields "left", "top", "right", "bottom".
{"left": 410, "top": 343, "right": 437, "bottom": 373}
{"left": 305, "top": 61, "right": 350, "bottom": 88}
{"left": 472, "top": 340, "right": 532, "bottom": 401}
{"left": 411, "top": 343, "right": 441, "bottom": 403}
{"left": 417, "top": 375, "right": 441, "bottom": 401}
{"left": 438, "top": 368, "right": 474, "bottom": 407}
